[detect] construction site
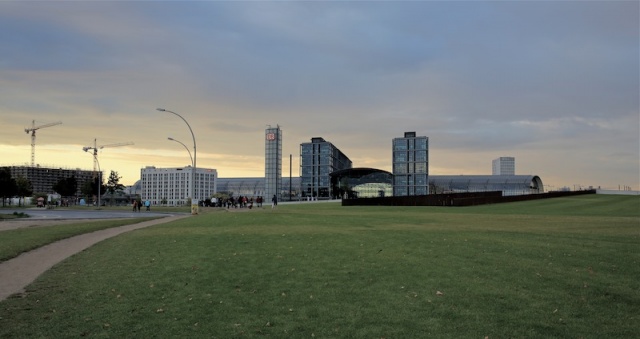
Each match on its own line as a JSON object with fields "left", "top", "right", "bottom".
{"left": 2, "top": 120, "right": 133, "bottom": 200}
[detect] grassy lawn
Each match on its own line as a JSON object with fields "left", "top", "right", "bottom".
{"left": 0, "top": 195, "right": 638, "bottom": 338}
{"left": 0, "top": 217, "right": 160, "bottom": 262}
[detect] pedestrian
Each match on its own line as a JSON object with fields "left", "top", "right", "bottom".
{"left": 271, "top": 194, "right": 277, "bottom": 209}
{"left": 145, "top": 200, "right": 151, "bottom": 211}
{"left": 132, "top": 200, "right": 137, "bottom": 212}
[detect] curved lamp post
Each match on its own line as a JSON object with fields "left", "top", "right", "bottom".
{"left": 157, "top": 108, "right": 198, "bottom": 214}
{"left": 168, "top": 137, "right": 193, "bottom": 166}
{"left": 82, "top": 148, "right": 101, "bottom": 209}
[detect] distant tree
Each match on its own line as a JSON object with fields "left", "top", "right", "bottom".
{"left": 53, "top": 176, "right": 77, "bottom": 198}
{"left": 82, "top": 176, "right": 106, "bottom": 205}
{"left": 105, "top": 171, "right": 126, "bottom": 206}
{"left": 15, "top": 176, "right": 33, "bottom": 207}
{"left": 0, "top": 168, "right": 18, "bottom": 207}
{"left": 81, "top": 180, "right": 94, "bottom": 201}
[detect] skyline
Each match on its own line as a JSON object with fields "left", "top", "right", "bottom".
{"left": 1, "top": 1, "right": 638, "bottom": 191}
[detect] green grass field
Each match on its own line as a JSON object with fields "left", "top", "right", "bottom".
{"left": 0, "top": 195, "right": 638, "bottom": 338}
{"left": 0, "top": 217, "right": 160, "bottom": 262}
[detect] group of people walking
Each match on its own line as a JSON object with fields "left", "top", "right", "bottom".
{"left": 131, "top": 195, "right": 279, "bottom": 211}
{"left": 210, "top": 195, "right": 278, "bottom": 209}
{"left": 132, "top": 200, "right": 151, "bottom": 212}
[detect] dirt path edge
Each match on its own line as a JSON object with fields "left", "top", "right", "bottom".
{"left": 0, "top": 214, "right": 189, "bottom": 302}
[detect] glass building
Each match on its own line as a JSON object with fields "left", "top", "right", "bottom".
{"left": 392, "top": 132, "right": 429, "bottom": 196}
{"left": 492, "top": 157, "right": 515, "bottom": 175}
{"left": 327, "top": 171, "right": 542, "bottom": 199}
{"left": 300, "top": 137, "right": 352, "bottom": 199}
{"left": 429, "top": 175, "right": 543, "bottom": 196}
{"left": 330, "top": 168, "right": 393, "bottom": 199}
{"left": 265, "top": 125, "right": 282, "bottom": 200}
{"left": 216, "top": 177, "right": 302, "bottom": 200}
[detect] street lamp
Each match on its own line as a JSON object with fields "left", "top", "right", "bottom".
{"left": 168, "top": 137, "right": 193, "bottom": 166}
{"left": 83, "top": 148, "right": 101, "bottom": 209}
{"left": 157, "top": 108, "right": 198, "bottom": 214}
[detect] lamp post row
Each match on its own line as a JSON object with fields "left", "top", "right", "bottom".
{"left": 82, "top": 108, "right": 198, "bottom": 215}
{"left": 157, "top": 108, "right": 198, "bottom": 215}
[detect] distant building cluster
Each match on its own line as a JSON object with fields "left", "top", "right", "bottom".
{"left": 2, "top": 126, "right": 544, "bottom": 205}
{"left": 216, "top": 128, "right": 542, "bottom": 200}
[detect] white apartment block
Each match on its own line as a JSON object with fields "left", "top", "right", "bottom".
{"left": 140, "top": 166, "right": 217, "bottom": 206}
{"left": 492, "top": 157, "right": 515, "bottom": 175}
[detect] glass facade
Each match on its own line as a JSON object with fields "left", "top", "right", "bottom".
{"left": 392, "top": 132, "right": 429, "bottom": 196}
{"left": 429, "top": 175, "right": 543, "bottom": 196}
{"left": 265, "top": 126, "right": 282, "bottom": 201}
{"left": 216, "top": 177, "right": 302, "bottom": 199}
{"left": 300, "top": 137, "right": 352, "bottom": 199}
{"left": 492, "top": 157, "right": 515, "bottom": 175}
{"left": 330, "top": 168, "right": 392, "bottom": 199}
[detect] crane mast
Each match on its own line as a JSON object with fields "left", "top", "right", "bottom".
{"left": 24, "top": 120, "right": 62, "bottom": 167}
{"left": 82, "top": 139, "right": 134, "bottom": 174}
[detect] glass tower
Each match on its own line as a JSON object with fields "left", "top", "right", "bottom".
{"left": 265, "top": 125, "right": 282, "bottom": 201}
{"left": 392, "top": 131, "right": 429, "bottom": 196}
{"left": 492, "top": 157, "right": 515, "bottom": 175}
{"left": 300, "top": 137, "right": 352, "bottom": 199}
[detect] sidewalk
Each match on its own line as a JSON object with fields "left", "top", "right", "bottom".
{"left": 0, "top": 214, "right": 189, "bottom": 302}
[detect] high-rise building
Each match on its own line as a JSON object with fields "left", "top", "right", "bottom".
{"left": 492, "top": 157, "right": 515, "bottom": 175}
{"left": 392, "top": 132, "right": 429, "bottom": 196}
{"left": 265, "top": 125, "right": 282, "bottom": 201}
{"left": 140, "top": 166, "right": 217, "bottom": 206}
{"left": 300, "top": 137, "right": 352, "bottom": 199}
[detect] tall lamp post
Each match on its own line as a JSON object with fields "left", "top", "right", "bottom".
{"left": 168, "top": 137, "right": 193, "bottom": 165}
{"left": 157, "top": 108, "right": 198, "bottom": 215}
{"left": 83, "top": 148, "right": 101, "bottom": 209}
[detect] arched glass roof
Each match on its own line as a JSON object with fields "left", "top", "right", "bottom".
{"left": 429, "top": 175, "right": 543, "bottom": 196}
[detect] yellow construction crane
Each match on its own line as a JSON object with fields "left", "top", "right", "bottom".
{"left": 25, "top": 120, "right": 62, "bottom": 167}
{"left": 83, "top": 139, "right": 134, "bottom": 173}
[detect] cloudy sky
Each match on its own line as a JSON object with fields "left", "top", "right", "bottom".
{"left": 1, "top": 1, "right": 638, "bottom": 191}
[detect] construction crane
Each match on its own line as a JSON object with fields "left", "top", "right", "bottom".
{"left": 83, "top": 139, "right": 134, "bottom": 173}
{"left": 25, "top": 120, "right": 62, "bottom": 167}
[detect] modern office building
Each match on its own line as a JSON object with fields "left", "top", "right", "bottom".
{"left": 300, "top": 137, "right": 352, "bottom": 199}
{"left": 2, "top": 165, "right": 94, "bottom": 196}
{"left": 492, "top": 157, "right": 515, "bottom": 175}
{"left": 140, "top": 166, "right": 217, "bottom": 206}
{"left": 265, "top": 125, "right": 282, "bottom": 201}
{"left": 392, "top": 132, "right": 429, "bottom": 196}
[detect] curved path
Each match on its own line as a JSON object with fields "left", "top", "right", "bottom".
{"left": 0, "top": 214, "right": 189, "bottom": 302}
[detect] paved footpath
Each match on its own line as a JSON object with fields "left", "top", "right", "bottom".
{"left": 0, "top": 214, "right": 189, "bottom": 302}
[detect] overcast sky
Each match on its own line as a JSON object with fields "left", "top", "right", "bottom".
{"left": 1, "top": 1, "right": 638, "bottom": 191}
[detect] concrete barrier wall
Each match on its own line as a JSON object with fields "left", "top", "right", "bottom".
{"left": 342, "top": 190, "right": 597, "bottom": 207}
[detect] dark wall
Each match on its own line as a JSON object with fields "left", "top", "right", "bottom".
{"left": 342, "top": 190, "right": 596, "bottom": 207}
